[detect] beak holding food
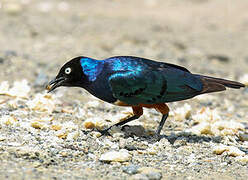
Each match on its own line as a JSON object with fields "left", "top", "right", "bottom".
{"left": 46, "top": 77, "right": 66, "bottom": 93}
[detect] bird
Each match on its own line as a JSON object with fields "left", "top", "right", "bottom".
{"left": 46, "top": 56, "right": 245, "bottom": 138}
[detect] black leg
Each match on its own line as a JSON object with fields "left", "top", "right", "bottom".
{"left": 98, "top": 115, "right": 140, "bottom": 135}
{"left": 156, "top": 113, "right": 169, "bottom": 137}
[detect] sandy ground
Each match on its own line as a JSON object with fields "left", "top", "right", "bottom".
{"left": 0, "top": 0, "right": 248, "bottom": 179}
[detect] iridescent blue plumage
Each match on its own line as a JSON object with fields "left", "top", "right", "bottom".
{"left": 80, "top": 57, "right": 104, "bottom": 81}
{"left": 78, "top": 56, "right": 205, "bottom": 105}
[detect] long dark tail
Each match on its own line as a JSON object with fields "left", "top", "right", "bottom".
{"left": 195, "top": 74, "right": 245, "bottom": 94}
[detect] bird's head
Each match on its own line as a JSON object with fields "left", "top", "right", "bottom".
{"left": 46, "top": 57, "right": 88, "bottom": 92}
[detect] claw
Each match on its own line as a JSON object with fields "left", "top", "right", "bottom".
{"left": 98, "top": 127, "right": 112, "bottom": 136}
{"left": 154, "top": 133, "right": 161, "bottom": 141}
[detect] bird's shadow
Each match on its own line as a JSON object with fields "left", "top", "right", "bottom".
{"left": 121, "top": 125, "right": 222, "bottom": 145}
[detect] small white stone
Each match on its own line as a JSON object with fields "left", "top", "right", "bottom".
{"left": 63, "top": 121, "right": 78, "bottom": 131}
{"left": 227, "top": 146, "right": 245, "bottom": 157}
{"left": 187, "top": 154, "right": 196, "bottom": 163}
{"left": 66, "top": 131, "right": 79, "bottom": 141}
{"left": 235, "top": 155, "right": 248, "bottom": 163}
{"left": 0, "top": 135, "right": 6, "bottom": 141}
{"left": 4, "top": 3, "right": 22, "bottom": 15}
{"left": 239, "top": 74, "right": 248, "bottom": 85}
{"left": 83, "top": 117, "right": 106, "bottom": 130}
{"left": 173, "top": 103, "right": 192, "bottom": 121}
{"left": 0, "top": 80, "right": 30, "bottom": 98}
{"left": 0, "top": 115, "right": 18, "bottom": 127}
{"left": 211, "top": 121, "right": 245, "bottom": 136}
{"left": 137, "top": 167, "right": 162, "bottom": 180}
{"left": 0, "top": 81, "right": 9, "bottom": 95}
{"left": 213, "top": 145, "right": 245, "bottom": 157}
{"left": 192, "top": 107, "right": 221, "bottom": 123}
{"left": 213, "top": 144, "right": 229, "bottom": 155}
{"left": 190, "top": 122, "right": 212, "bottom": 135}
{"left": 239, "top": 133, "right": 248, "bottom": 141}
{"left": 102, "top": 139, "right": 119, "bottom": 149}
{"left": 27, "top": 93, "right": 56, "bottom": 113}
{"left": 90, "top": 131, "right": 102, "bottom": 138}
{"left": 88, "top": 153, "right": 96, "bottom": 160}
{"left": 99, "top": 149, "right": 131, "bottom": 162}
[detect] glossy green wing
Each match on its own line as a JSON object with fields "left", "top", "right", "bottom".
{"left": 109, "top": 68, "right": 203, "bottom": 105}
{"left": 109, "top": 70, "right": 166, "bottom": 105}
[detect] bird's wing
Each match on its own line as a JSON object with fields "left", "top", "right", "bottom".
{"left": 109, "top": 68, "right": 204, "bottom": 105}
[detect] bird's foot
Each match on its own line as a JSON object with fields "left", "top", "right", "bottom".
{"left": 97, "top": 127, "right": 112, "bottom": 136}
{"left": 97, "top": 112, "right": 140, "bottom": 137}
{"left": 154, "top": 133, "right": 162, "bottom": 141}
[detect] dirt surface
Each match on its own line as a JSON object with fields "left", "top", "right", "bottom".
{"left": 0, "top": 0, "right": 248, "bottom": 179}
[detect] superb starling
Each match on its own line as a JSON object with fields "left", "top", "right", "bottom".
{"left": 47, "top": 56, "right": 245, "bottom": 137}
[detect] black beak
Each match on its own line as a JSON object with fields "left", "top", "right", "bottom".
{"left": 46, "top": 77, "right": 66, "bottom": 93}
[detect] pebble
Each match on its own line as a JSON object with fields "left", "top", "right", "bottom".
{"left": 239, "top": 74, "right": 248, "bottom": 86}
{"left": 0, "top": 80, "right": 30, "bottom": 98}
{"left": 215, "top": 121, "right": 244, "bottom": 135}
{"left": 135, "top": 167, "right": 162, "bottom": 180}
{"left": 122, "top": 125, "right": 145, "bottom": 137}
{"left": 90, "top": 131, "right": 101, "bottom": 138}
{"left": 123, "top": 165, "right": 139, "bottom": 175}
{"left": 51, "top": 124, "right": 62, "bottom": 131}
{"left": 190, "top": 122, "right": 212, "bottom": 135}
{"left": 0, "top": 115, "right": 18, "bottom": 126}
{"left": 56, "top": 129, "right": 68, "bottom": 139}
{"left": 60, "top": 151, "right": 68, "bottom": 157}
{"left": 213, "top": 144, "right": 227, "bottom": 155}
{"left": 207, "top": 54, "right": 230, "bottom": 63}
{"left": 0, "top": 135, "right": 6, "bottom": 141}
{"left": 190, "top": 107, "right": 245, "bottom": 136}
{"left": 4, "top": 3, "right": 23, "bottom": 15}
{"left": 192, "top": 107, "right": 221, "bottom": 123}
{"left": 172, "top": 103, "right": 192, "bottom": 121}
{"left": 213, "top": 145, "right": 245, "bottom": 157}
{"left": 83, "top": 117, "right": 105, "bottom": 130}
{"left": 227, "top": 146, "right": 245, "bottom": 157}
{"left": 0, "top": 57, "right": 4, "bottom": 64}
{"left": 239, "top": 133, "right": 248, "bottom": 141}
{"left": 66, "top": 131, "right": 80, "bottom": 141}
{"left": 99, "top": 149, "right": 132, "bottom": 162}
{"left": 31, "top": 121, "right": 44, "bottom": 129}
{"left": 84, "top": 121, "right": 95, "bottom": 129}
{"left": 235, "top": 155, "right": 248, "bottom": 164}
{"left": 27, "top": 93, "right": 56, "bottom": 113}
{"left": 173, "top": 137, "right": 188, "bottom": 147}
{"left": 131, "top": 174, "right": 149, "bottom": 180}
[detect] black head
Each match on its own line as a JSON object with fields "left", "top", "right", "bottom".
{"left": 46, "top": 57, "right": 88, "bottom": 92}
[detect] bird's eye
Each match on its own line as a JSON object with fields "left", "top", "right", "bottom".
{"left": 65, "top": 67, "right": 72, "bottom": 74}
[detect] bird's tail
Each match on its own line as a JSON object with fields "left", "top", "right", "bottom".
{"left": 194, "top": 74, "right": 245, "bottom": 94}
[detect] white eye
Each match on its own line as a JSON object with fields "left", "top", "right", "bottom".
{"left": 65, "top": 67, "right": 71, "bottom": 74}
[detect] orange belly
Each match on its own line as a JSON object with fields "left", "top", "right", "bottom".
{"left": 113, "top": 100, "right": 169, "bottom": 115}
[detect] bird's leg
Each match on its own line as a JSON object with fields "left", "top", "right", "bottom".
{"left": 154, "top": 104, "right": 170, "bottom": 138}
{"left": 99, "top": 106, "right": 143, "bottom": 135}
{"left": 156, "top": 114, "right": 169, "bottom": 136}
